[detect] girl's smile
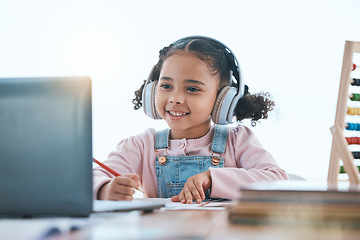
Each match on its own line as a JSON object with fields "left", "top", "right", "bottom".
{"left": 155, "top": 52, "right": 220, "bottom": 140}
{"left": 166, "top": 110, "right": 189, "bottom": 119}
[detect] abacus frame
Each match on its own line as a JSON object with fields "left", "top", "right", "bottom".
{"left": 328, "top": 40, "right": 360, "bottom": 185}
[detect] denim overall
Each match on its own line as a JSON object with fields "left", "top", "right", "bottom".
{"left": 155, "top": 125, "right": 227, "bottom": 198}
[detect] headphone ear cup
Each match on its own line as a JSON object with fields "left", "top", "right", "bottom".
{"left": 152, "top": 85, "right": 162, "bottom": 119}
{"left": 142, "top": 81, "right": 162, "bottom": 120}
{"left": 211, "top": 86, "right": 237, "bottom": 125}
{"left": 212, "top": 86, "right": 230, "bottom": 124}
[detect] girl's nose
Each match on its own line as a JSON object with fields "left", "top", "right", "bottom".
{"left": 169, "top": 93, "right": 184, "bottom": 104}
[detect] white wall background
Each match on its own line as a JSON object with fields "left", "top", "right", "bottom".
{"left": 1, "top": 0, "right": 360, "bottom": 181}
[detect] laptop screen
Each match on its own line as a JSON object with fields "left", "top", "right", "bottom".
{"left": 0, "top": 77, "right": 93, "bottom": 217}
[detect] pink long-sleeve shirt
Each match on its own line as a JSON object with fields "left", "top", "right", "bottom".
{"left": 93, "top": 124, "right": 288, "bottom": 200}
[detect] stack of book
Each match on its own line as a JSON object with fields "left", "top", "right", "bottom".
{"left": 228, "top": 181, "right": 360, "bottom": 226}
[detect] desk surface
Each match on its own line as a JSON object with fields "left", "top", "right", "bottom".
{"left": 48, "top": 209, "right": 360, "bottom": 240}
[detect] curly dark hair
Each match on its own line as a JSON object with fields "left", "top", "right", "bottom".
{"left": 132, "top": 37, "right": 275, "bottom": 125}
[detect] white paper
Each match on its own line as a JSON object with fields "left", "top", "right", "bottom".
{"left": 133, "top": 198, "right": 231, "bottom": 210}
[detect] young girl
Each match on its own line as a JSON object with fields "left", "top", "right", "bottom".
{"left": 93, "top": 36, "right": 288, "bottom": 204}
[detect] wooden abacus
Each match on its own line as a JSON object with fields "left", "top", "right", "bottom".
{"left": 328, "top": 41, "right": 360, "bottom": 185}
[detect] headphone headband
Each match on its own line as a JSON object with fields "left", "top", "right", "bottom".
{"left": 172, "top": 35, "right": 244, "bottom": 98}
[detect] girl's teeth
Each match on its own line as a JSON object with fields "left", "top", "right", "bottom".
{"left": 170, "top": 111, "right": 186, "bottom": 116}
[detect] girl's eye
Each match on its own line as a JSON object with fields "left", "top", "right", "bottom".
{"left": 160, "top": 84, "right": 172, "bottom": 89}
{"left": 187, "top": 86, "right": 200, "bottom": 92}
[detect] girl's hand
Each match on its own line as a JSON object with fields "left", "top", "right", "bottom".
{"left": 98, "top": 173, "right": 141, "bottom": 201}
{"left": 171, "top": 170, "right": 212, "bottom": 204}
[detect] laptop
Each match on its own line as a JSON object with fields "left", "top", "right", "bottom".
{"left": 0, "top": 77, "right": 93, "bottom": 217}
{"left": 0, "top": 77, "right": 165, "bottom": 217}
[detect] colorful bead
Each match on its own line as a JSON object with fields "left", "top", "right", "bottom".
{"left": 347, "top": 107, "right": 360, "bottom": 115}
{"left": 350, "top": 93, "right": 360, "bottom": 101}
{"left": 345, "top": 137, "right": 360, "bottom": 145}
{"left": 353, "top": 63, "right": 357, "bottom": 71}
{"left": 346, "top": 123, "right": 360, "bottom": 131}
{"left": 352, "top": 151, "right": 360, "bottom": 159}
{"left": 351, "top": 78, "right": 360, "bottom": 86}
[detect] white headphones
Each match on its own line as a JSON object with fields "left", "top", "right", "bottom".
{"left": 142, "top": 36, "right": 245, "bottom": 125}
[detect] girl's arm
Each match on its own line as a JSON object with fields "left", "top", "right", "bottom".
{"left": 93, "top": 130, "right": 153, "bottom": 200}
{"left": 209, "top": 125, "right": 288, "bottom": 200}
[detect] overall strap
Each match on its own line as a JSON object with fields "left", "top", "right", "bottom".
{"left": 210, "top": 125, "right": 228, "bottom": 154}
{"left": 155, "top": 129, "right": 170, "bottom": 149}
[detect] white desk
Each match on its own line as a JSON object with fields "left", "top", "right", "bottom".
{"left": 2, "top": 199, "right": 360, "bottom": 240}
{"left": 46, "top": 208, "right": 360, "bottom": 240}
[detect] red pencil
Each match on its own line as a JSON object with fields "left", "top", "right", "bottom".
{"left": 93, "top": 158, "right": 121, "bottom": 177}
{"left": 93, "top": 158, "right": 144, "bottom": 193}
